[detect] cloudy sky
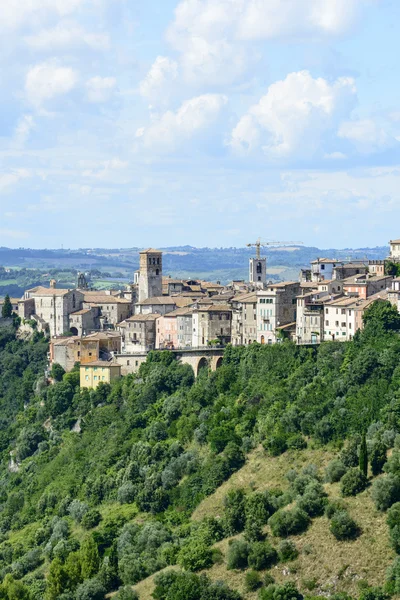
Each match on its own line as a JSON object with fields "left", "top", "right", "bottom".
{"left": 1, "top": 0, "right": 399, "bottom": 249}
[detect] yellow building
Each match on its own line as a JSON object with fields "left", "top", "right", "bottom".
{"left": 80, "top": 361, "right": 121, "bottom": 389}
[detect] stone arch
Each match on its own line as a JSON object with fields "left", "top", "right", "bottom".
{"left": 215, "top": 356, "right": 223, "bottom": 369}
{"left": 197, "top": 357, "right": 208, "bottom": 376}
{"left": 70, "top": 326, "right": 78, "bottom": 336}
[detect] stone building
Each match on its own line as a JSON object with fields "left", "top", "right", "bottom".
{"left": 249, "top": 257, "right": 267, "bottom": 287}
{"left": 50, "top": 331, "right": 122, "bottom": 372}
{"left": 138, "top": 249, "right": 163, "bottom": 302}
{"left": 311, "top": 258, "right": 342, "bottom": 282}
{"left": 257, "top": 282, "right": 300, "bottom": 344}
{"left": 155, "top": 307, "right": 194, "bottom": 349}
{"left": 296, "top": 291, "right": 341, "bottom": 345}
{"left": 230, "top": 292, "right": 258, "bottom": 346}
{"left": 69, "top": 307, "right": 100, "bottom": 336}
{"left": 333, "top": 263, "right": 368, "bottom": 280}
{"left": 119, "top": 313, "right": 158, "bottom": 353}
{"left": 82, "top": 293, "right": 132, "bottom": 326}
{"left": 23, "top": 285, "right": 84, "bottom": 336}
{"left": 192, "top": 305, "right": 232, "bottom": 347}
{"left": 135, "top": 296, "right": 188, "bottom": 315}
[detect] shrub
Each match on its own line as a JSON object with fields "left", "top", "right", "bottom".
{"left": 330, "top": 511, "right": 359, "bottom": 541}
{"left": 81, "top": 509, "right": 102, "bottom": 530}
{"left": 264, "top": 434, "right": 288, "bottom": 457}
{"left": 287, "top": 435, "right": 307, "bottom": 450}
{"left": 227, "top": 539, "right": 249, "bottom": 570}
{"left": 370, "top": 442, "right": 387, "bottom": 476}
{"left": 177, "top": 542, "right": 213, "bottom": 571}
{"left": 325, "top": 499, "right": 347, "bottom": 519}
{"left": 75, "top": 578, "right": 106, "bottom": 600}
{"left": 278, "top": 540, "right": 298, "bottom": 562}
{"left": 259, "top": 581, "right": 303, "bottom": 600}
{"left": 341, "top": 468, "right": 368, "bottom": 497}
{"left": 245, "top": 570, "right": 262, "bottom": 592}
{"left": 296, "top": 481, "right": 327, "bottom": 517}
{"left": 340, "top": 440, "right": 359, "bottom": 468}
{"left": 115, "top": 587, "right": 139, "bottom": 600}
{"left": 264, "top": 573, "right": 275, "bottom": 586}
{"left": 371, "top": 475, "right": 400, "bottom": 511}
{"left": 386, "top": 556, "right": 400, "bottom": 594}
{"left": 223, "top": 489, "right": 246, "bottom": 535}
{"left": 118, "top": 482, "right": 135, "bottom": 505}
{"left": 268, "top": 507, "right": 310, "bottom": 538}
{"left": 248, "top": 541, "right": 277, "bottom": 571}
{"left": 325, "top": 460, "right": 347, "bottom": 484}
{"left": 359, "top": 587, "right": 390, "bottom": 600}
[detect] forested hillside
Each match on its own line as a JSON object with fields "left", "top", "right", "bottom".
{"left": 2, "top": 303, "right": 400, "bottom": 599}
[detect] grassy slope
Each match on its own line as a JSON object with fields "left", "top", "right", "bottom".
{"left": 133, "top": 447, "right": 395, "bottom": 600}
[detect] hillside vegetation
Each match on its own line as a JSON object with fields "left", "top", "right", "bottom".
{"left": 1, "top": 302, "right": 400, "bottom": 599}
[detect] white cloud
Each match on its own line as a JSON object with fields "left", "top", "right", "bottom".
{"left": 158, "top": 0, "right": 373, "bottom": 87}
{"left": 0, "top": 229, "right": 30, "bottom": 239}
{"left": 230, "top": 70, "right": 357, "bottom": 159}
{"left": 25, "top": 61, "right": 78, "bottom": 106}
{"left": 86, "top": 76, "right": 116, "bottom": 103}
{"left": 14, "top": 115, "right": 36, "bottom": 147}
{"left": 139, "top": 56, "right": 178, "bottom": 105}
{"left": 0, "top": 169, "right": 30, "bottom": 192}
{"left": 25, "top": 22, "right": 110, "bottom": 51}
{"left": 338, "top": 118, "right": 396, "bottom": 154}
{"left": 0, "top": 0, "right": 86, "bottom": 31}
{"left": 136, "top": 94, "right": 228, "bottom": 151}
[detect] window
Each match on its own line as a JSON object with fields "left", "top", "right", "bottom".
{"left": 321, "top": 264, "right": 325, "bottom": 270}
{"left": 94, "top": 376, "right": 97, "bottom": 381}
{"left": 102, "top": 376, "right": 105, "bottom": 380}
{"left": 85, "top": 375, "right": 89, "bottom": 381}
{"left": 325, "top": 320, "right": 329, "bottom": 326}
{"left": 341, "top": 309, "right": 346, "bottom": 315}
{"left": 349, "top": 323, "right": 352, "bottom": 329}
{"left": 341, "top": 322, "right": 346, "bottom": 327}
{"left": 135, "top": 361, "right": 138, "bottom": 367}
{"left": 325, "top": 308, "right": 328, "bottom": 314}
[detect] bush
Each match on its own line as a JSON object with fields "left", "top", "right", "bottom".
{"left": 259, "top": 582, "right": 303, "bottom": 600}
{"left": 114, "top": 586, "right": 139, "bottom": 600}
{"left": 325, "top": 499, "right": 347, "bottom": 519}
{"left": 68, "top": 499, "right": 89, "bottom": 523}
{"left": 268, "top": 507, "right": 310, "bottom": 538}
{"left": 75, "top": 578, "right": 106, "bottom": 600}
{"left": 287, "top": 435, "right": 307, "bottom": 450}
{"left": 359, "top": 587, "right": 390, "bottom": 600}
{"left": 264, "top": 434, "right": 287, "bottom": 457}
{"left": 278, "top": 540, "right": 298, "bottom": 562}
{"left": 340, "top": 440, "right": 359, "bottom": 468}
{"left": 245, "top": 570, "right": 262, "bottom": 592}
{"left": 178, "top": 542, "right": 213, "bottom": 571}
{"left": 296, "top": 481, "right": 327, "bottom": 517}
{"left": 371, "top": 475, "right": 400, "bottom": 511}
{"left": 325, "top": 460, "right": 347, "bottom": 483}
{"left": 118, "top": 482, "right": 136, "bottom": 505}
{"left": 330, "top": 511, "right": 359, "bottom": 541}
{"left": 81, "top": 509, "right": 102, "bottom": 530}
{"left": 340, "top": 468, "right": 368, "bottom": 497}
{"left": 227, "top": 539, "right": 250, "bottom": 570}
{"left": 248, "top": 541, "right": 278, "bottom": 570}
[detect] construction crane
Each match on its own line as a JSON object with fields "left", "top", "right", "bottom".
{"left": 247, "top": 238, "right": 304, "bottom": 259}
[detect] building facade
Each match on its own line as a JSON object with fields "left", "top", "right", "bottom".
{"left": 138, "top": 249, "right": 163, "bottom": 302}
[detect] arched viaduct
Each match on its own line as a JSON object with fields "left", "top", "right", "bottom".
{"left": 172, "top": 348, "right": 224, "bottom": 376}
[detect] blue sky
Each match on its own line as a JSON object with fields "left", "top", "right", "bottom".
{"left": 1, "top": 0, "right": 400, "bottom": 250}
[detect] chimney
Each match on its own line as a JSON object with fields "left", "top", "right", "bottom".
{"left": 50, "top": 279, "right": 56, "bottom": 289}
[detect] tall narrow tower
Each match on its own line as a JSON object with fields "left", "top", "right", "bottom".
{"left": 249, "top": 257, "right": 267, "bottom": 287}
{"left": 138, "top": 249, "right": 163, "bottom": 302}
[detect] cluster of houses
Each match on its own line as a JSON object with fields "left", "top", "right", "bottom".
{"left": 2, "top": 241, "right": 400, "bottom": 388}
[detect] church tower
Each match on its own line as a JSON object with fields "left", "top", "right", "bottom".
{"left": 249, "top": 257, "right": 267, "bottom": 287}
{"left": 138, "top": 249, "right": 163, "bottom": 302}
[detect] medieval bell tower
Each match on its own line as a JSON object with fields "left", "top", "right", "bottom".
{"left": 138, "top": 249, "right": 163, "bottom": 302}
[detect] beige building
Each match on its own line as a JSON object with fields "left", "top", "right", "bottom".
{"left": 311, "top": 258, "right": 342, "bottom": 282}
{"left": 192, "top": 305, "right": 232, "bottom": 347}
{"left": 80, "top": 361, "right": 121, "bottom": 389}
{"left": 50, "top": 331, "right": 122, "bottom": 372}
{"left": 296, "top": 291, "right": 341, "bottom": 345}
{"left": 257, "top": 282, "right": 300, "bottom": 344}
{"left": 390, "top": 239, "right": 400, "bottom": 261}
{"left": 323, "top": 292, "right": 389, "bottom": 342}
{"left": 69, "top": 307, "right": 100, "bottom": 336}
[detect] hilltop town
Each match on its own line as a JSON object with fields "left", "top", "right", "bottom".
{"left": 2, "top": 241, "right": 400, "bottom": 387}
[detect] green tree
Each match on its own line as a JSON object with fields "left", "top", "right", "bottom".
{"left": 80, "top": 535, "right": 100, "bottom": 580}
{"left": 359, "top": 434, "right": 368, "bottom": 477}
{"left": 50, "top": 363, "right": 65, "bottom": 382}
{"left": 46, "top": 558, "right": 70, "bottom": 600}
{"left": 363, "top": 300, "right": 400, "bottom": 332}
{"left": 1, "top": 295, "right": 12, "bottom": 318}
{"left": 370, "top": 441, "right": 387, "bottom": 476}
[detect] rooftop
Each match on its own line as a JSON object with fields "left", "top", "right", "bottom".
{"left": 125, "top": 313, "right": 160, "bottom": 322}
{"left": 138, "top": 296, "right": 177, "bottom": 306}
{"left": 139, "top": 248, "right": 162, "bottom": 254}
{"left": 26, "top": 286, "right": 73, "bottom": 296}
{"left": 80, "top": 360, "right": 121, "bottom": 368}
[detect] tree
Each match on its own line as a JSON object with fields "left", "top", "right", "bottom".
{"left": 1, "top": 295, "right": 12, "bottom": 319}
{"left": 80, "top": 535, "right": 100, "bottom": 580}
{"left": 370, "top": 441, "right": 387, "bottom": 476}
{"left": 45, "top": 558, "right": 70, "bottom": 600}
{"left": 50, "top": 363, "right": 65, "bottom": 382}
{"left": 363, "top": 300, "right": 400, "bottom": 332}
{"left": 359, "top": 433, "right": 368, "bottom": 477}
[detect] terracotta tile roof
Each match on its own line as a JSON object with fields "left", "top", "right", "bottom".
{"left": 80, "top": 360, "right": 121, "bottom": 368}
{"left": 138, "top": 296, "right": 177, "bottom": 306}
{"left": 126, "top": 313, "right": 160, "bottom": 322}
{"left": 27, "top": 286, "right": 73, "bottom": 296}
{"left": 70, "top": 309, "right": 92, "bottom": 316}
